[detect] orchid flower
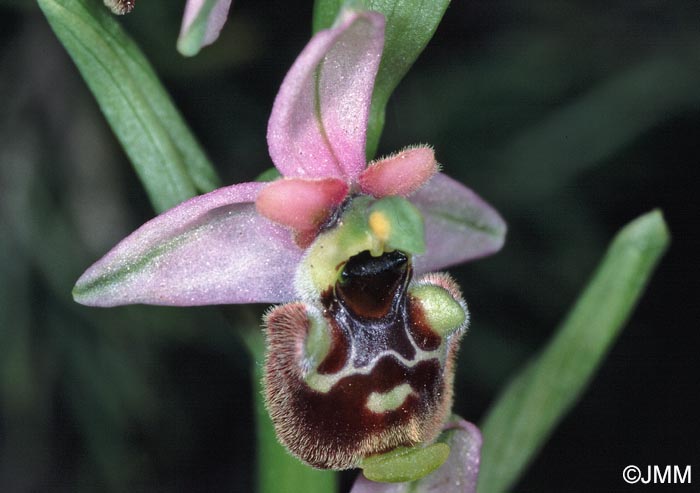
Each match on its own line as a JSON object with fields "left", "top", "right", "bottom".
{"left": 74, "top": 7, "right": 505, "bottom": 488}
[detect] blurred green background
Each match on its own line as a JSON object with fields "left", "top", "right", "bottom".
{"left": 1, "top": 1, "right": 698, "bottom": 491}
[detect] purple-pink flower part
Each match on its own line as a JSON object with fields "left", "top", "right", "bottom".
{"left": 267, "top": 9, "right": 383, "bottom": 180}
{"left": 179, "top": 0, "right": 233, "bottom": 49}
{"left": 73, "top": 9, "right": 505, "bottom": 308}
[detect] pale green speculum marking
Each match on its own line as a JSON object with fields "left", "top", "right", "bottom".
{"left": 303, "top": 334, "right": 449, "bottom": 393}
{"left": 366, "top": 383, "right": 415, "bottom": 413}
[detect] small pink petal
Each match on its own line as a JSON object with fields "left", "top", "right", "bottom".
{"left": 267, "top": 10, "right": 385, "bottom": 180}
{"left": 359, "top": 146, "right": 438, "bottom": 198}
{"left": 410, "top": 173, "right": 506, "bottom": 274}
{"left": 180, "top": 0, "right": 233, "bottom": 47}
{"left": 73, "top": 182, "right": 302, "bottom": 307}
{"left": 350, "top": 417, "right": 483, "bottom": 493}
{"left": 255, "top": 177, "right": 349, "bottom": 234}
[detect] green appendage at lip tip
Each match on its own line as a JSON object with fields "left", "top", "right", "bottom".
{"left": 360, "top": 442, "right": 451, "bottom": 483}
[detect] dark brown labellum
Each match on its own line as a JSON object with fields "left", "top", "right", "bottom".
{"left": 264, "top": 250, "right": 468, "bottom": 470}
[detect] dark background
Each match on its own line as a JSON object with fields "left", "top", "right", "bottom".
{"left": 1, "top": 1, "right": 699, "bottom": 492}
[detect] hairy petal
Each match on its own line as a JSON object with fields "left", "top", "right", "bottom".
{"left": 410, "top": 173, "right": 506, "bottom": 274}
{"left": 359, "top": 145, "right": 438, "bottom": 198}
{"left": 256, "top": 177, "right": 349, "bottom": 233}
{"left": 267, "top": 9, "right": 384, "bottom": 180}
{"left": 350, "top": 417, "right": 483, "bottom": 493}
{"left": 178, "top": 0, "right": 233, "bottom": 56}
{"left": 73, "top": 182, "right": 301, "bottom": 306}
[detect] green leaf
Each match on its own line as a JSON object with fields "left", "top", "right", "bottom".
{"left": 38, "top": 0, "right": 221, "bottom": 213}
{"left": 313, "top": 0, "right": 451, "bottom": 159}
{"left": 477, "top": 210, "right": 670, "bottom": 493}
{"left": 242, "top": 329, "right": 338, "bottom": 493}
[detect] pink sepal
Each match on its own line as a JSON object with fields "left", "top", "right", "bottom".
{"left": 267, "top": 10, "right": 385, "bottom": 180}
{"left": 73, "top": 182, "right": 302, "bottom": 306}
{"left": 410, "top": 173, "right": 507, "bottom": 274}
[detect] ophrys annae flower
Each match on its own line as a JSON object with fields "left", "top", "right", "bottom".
{"left": 74, "top": 7, "right": 505, "bottom": 481}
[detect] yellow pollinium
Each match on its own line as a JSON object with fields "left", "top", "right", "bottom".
{"left": 369, "top": 210, "right": 391, "bottom": 243}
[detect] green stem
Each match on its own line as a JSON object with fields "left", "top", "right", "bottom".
{"left": 241, "top": 329, "right": 338, "bottom": 493}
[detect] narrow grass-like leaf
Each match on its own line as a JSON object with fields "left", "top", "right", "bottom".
{"left": 477, "top": 210, "right": 670, "bottom": 493}
{"left": 39, "top": 0, "right": 221, "bottom": 212}
{"left": 313, "top": 0, "right": 450, "bottom": 159}
{"left": 242, "top": 329, "right": 338, "bottom": 493}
